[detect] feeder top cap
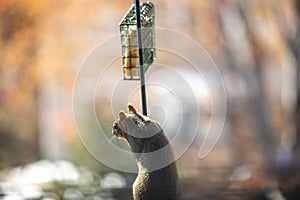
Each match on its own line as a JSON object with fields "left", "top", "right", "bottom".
{"left": 119, "top": 1, "right": 155, "bottom": 26}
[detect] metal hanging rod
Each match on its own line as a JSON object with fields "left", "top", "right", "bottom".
{"left": 134, "top": 0, "right": 148, "bottom": 116}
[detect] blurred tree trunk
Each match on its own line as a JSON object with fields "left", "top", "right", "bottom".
{"left": 270, "top": 0, "right": 300, "bottom": 172}
{"left": 215, "top": 1, "right": 247, "bottom": 164}
{"left": 279, "top": 0, "right": 300, "bottom": 160}
{"left": 237, "top": 2, "right": 277, "bottom": 167}
{"left": 292, "top": 0, "right": 300, "bottom": 160}
{"left": 215, "top": 1, "right": 276, "bottom": 168}
{"left": 0, "top": 1, "right": 40, "bottom": 167}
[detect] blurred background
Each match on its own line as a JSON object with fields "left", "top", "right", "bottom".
{"left": 1, "top": 0, "right": 300, "bottom": 199}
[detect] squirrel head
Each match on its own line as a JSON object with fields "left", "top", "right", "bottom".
{"left": 112, "top": 104, "right": 162, "bottom": 142}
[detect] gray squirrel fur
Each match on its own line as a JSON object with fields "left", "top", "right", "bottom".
{"left": 112, "top": 104, "right": 181, "bottom": 200}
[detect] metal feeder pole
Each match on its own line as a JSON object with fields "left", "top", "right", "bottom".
{"left": 134, "top": 0, "right": 148, "bottom": 115}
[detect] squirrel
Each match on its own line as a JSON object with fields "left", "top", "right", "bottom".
{"left": 112, "top": 104, "right": 181, "bottom": 200}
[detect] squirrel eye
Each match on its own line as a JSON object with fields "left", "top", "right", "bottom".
{"left": 132, "top": 118, "right": 138, "bottom": 125}
{"left": 113, "top": 123, "right": 118, "bottom": 131}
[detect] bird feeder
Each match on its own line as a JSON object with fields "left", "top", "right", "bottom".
{"left": 119, "top": 1, "right": 155, "bottom": 80}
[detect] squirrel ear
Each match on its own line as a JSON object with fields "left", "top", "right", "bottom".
{"left": 128, "top": 103, "right": 138, "bottom": 114}
{"left": 119, "top": 110, "right": 127, "bottom": 120}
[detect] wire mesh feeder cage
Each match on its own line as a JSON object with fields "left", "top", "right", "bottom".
{"left": 119, "top": 1, "right": 156, "bottom": 80}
